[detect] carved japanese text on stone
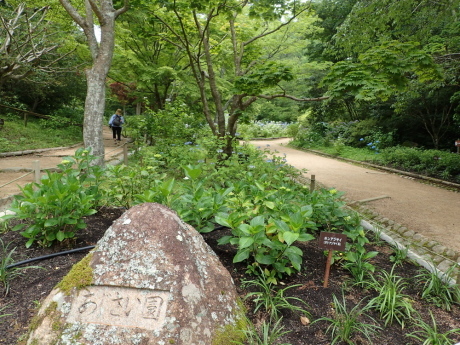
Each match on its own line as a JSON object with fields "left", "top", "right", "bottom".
{"left": 67, "top": 286, "right": 169, "bottom": 331}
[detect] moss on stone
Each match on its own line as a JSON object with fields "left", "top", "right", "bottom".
{"left": 25, "top": 255, "right": 94, "bottom": 344}
{"left": 56, "top": 253, "right": 93, "bottom": 295}
{"left": 28, "top": 301, "right": 58, "bottom": 333}
{"left": 26, "top": 301, "right": 61, "bottom": 345}
{"left": 212, "top": 299, "right": 248, "bottom": 345}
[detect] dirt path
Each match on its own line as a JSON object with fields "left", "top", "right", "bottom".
{"left": 0, "top": 127, "right": 124, "bottom": 200}
{"left": 250, "top": 138, "right": 460, "bottom": 253}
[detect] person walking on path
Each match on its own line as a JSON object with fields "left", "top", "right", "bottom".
{"left": 108, "top": 109, "right": 125, "bottom": 143}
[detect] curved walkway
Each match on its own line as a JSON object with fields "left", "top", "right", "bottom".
{"left": 250, "top": 138, "right": 460, "bottom": 278}
{"left": 0, "top": 127, "right": 126, "bottom": 203}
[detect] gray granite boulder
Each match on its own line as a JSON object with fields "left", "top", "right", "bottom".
{"left": 26, "top": 203, "right": 244, "bottom": 345}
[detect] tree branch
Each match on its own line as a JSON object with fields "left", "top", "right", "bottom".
{"left": 257, "top": 94, "right": 329, "bottom": 101}
{"left": 243, "top": 5, "right": 311, "bottom": 47}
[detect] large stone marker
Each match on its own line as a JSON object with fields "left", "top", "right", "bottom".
{"left": 26, "top": 203, "right": 244, "bottom": 345}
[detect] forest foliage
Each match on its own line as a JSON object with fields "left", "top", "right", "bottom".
{"left": 0, "top": 0, "right": 459, "bottom": 153}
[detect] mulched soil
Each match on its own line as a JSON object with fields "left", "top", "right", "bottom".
{"left": 1, "top": 207, "right": 459, "bottom": 345}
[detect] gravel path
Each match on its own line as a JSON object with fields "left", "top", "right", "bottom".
{"left": 250, "top": 138, "right": 460, "bottom": 254}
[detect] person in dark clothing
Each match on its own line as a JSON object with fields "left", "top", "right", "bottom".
{"left": 108, "top": 109, "right": 125, "bottom": 143}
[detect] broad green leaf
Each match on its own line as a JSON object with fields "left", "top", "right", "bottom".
{"left": 64, "top": 218, "right": 77, "bottom": 225}
{"left": 56, "top": 231, "right": 65, "bottom": 241}
{"left": 12, "top": 223, "right": 26, "bottom": 231}
{"left": 239, "top": 236, "right": 254, "bottom": 249}
{"left": 250, "top": 216, "right": 265, "bottom": 227}
{"left": 254, "top": 181, "right": 265, "bottom": 191}
{"left": 283, "top": 231, "right": 299, "bottom": 246}
{"left": 286, "top": 252, "right": 302, "bottom": 271}
{"left": 364, "top": 251, "right": 379, "bottom": 260}
{"left": 217, "top": 235, "right": 233, "bottom": 245}
{"left": 160, "top": 178, "right": 175, "bottom": 197}
{"left": 288, "top": 212, "right": 304, "bottom": 231}
{"left": 233, "top": 248, "right": 250, "bottom": 263}
{"left": 255, "top": 253, "right": 276, "bottom": 265}
{"left": 46, "top": 232, "right": 56, "bottom": 241}
{"left": 274, "top": 220, "right": 290, "bottom": 233}
{"left": 238, "top": 224, "right": 251, "bottom": 235}
{"left": 183, "top": 164, "right": 202, "bottom": 180}
{"left": 215, "top": 214, "right": 231, "bottom": 228}
{"left": 298, "top": 233, "right": 315, "bottom": 242}
{"left": 285, "top": 246, "right": 303, "bottom": 256}
{"left": 44, "top": 218, "right": 59, "bottom": 227}
{"left": 346, "top": 251, "right": 358, "bottom": 262}
{"left": 264, "top": 201, "right": 276, "bottom": 209}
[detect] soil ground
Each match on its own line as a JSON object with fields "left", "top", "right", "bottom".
{"left": 1, "top": 207, "right": 459, "bottom": 344}
{"left": 0, "top": 136, "right": 460, "bottom": 344}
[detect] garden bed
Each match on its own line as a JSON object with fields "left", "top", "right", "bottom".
{"left": 1, "top": 207, "right": 459, "bottom": 344}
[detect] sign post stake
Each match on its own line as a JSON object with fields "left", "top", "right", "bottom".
{"left": 33, "top": 160, "right": 41, "bottom": 184}
{"left": 318, "top": 232, "right": 347, "bottom": 289}
{"left": 323, "top": 250, "right": 333, "bottom": 288}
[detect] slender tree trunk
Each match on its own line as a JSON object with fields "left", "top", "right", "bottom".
{"left": 84, "top": 67, "right": 107, "bottom": 161}
{"left": 59, "top": 0, "right": 129, "bottom": 166}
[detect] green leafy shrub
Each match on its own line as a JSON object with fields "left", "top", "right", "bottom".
{"left": 103, "top": 164, "right": 168, "bottom": 208}
{"left": 378, "top": 147, "right": 460, "bottom": 179}
{"left": 125, "top": 101, "right": 205, "bottom": 145}
{"left": 217, "top": 213, "right": 315, "bottom": 281}
{"left": 342, "top": 250, "right": 378, "bottom": 287}
{"left": 173, "top": 165, "right": 232, "bottom": 233}
{"left": 237, "top": 121, "right": 291, "bottom": 139}
{"left": 3, "top": 148, "right": 101, "bottom": 247}
{"left": 389, "top": 245, "right": 409, "bottom": 266}
{"left": 127, "top": 140, "right": 371, "bottom": 282}
{"left": 215, "top": 180, "right": 369, "bottom": 281}
{"left": 42, "top": 107, "right": 84, "bottom": 130}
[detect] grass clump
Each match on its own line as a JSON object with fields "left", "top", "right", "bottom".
{"left": 415, "top": 264, "right": 460, "bottom": 311}
{"left": 231, "top": 317, "right": 291, "bottom": 345}
{"left": 0, "top": 239, "right": 43, "bottom": 295}
{"left": 406, "top": 311, "right": 460, "bottom": 345}
{"left": 313, "top": 292, "right": 381, "bottom": 345}
{"left": 365, "top": 266, "right": 415, "bottom": 328}
{"left": 242, "top": 273, "right": 310, "bottom": 320}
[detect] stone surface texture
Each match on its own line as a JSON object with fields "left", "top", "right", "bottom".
{"left": 26, "top": 203, "right": 242, "bottom": 345}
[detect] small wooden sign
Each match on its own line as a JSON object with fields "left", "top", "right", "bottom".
{"left": 319, "top": 232, "right": 347, "bottom": 288}
{"left": 319, "top": 232, "right": 347, "bottom": 251}
{"left": 455, "top": 140, "right": 460, "bottom": 147}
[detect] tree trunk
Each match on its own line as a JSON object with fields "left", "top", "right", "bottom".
{"left": 59, "top": 0, "right": 129, "bottom": 166}
{"left": 84, "top": 67, "right": 107, "bottom": 164}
